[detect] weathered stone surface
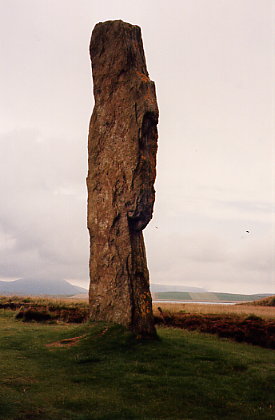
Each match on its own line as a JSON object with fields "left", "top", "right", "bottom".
{"left": 87, "top": 20, "right": 158, "bottom": 337}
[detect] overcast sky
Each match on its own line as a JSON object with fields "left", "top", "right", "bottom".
{"left": 0, "top": 0, "right": 274, "bottom": 294}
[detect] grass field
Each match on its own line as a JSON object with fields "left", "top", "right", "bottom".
{"left": 152, "top": 302, "right": 275, "bottom": 320}
{"left": 0, "top": 309, "right": 275, "bottom": 420}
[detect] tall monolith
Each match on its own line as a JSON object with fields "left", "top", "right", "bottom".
{"left": 87, "top": 20, "right": 158, "bottom": 337}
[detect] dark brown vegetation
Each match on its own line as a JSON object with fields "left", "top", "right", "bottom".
{"left": 154, "top": 309, "right": 275, "bottom": 349}
{"left": 0, "top": 296, "right": 89, "bottom": 323}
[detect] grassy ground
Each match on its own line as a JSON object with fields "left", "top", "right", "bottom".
{"left": 0, "top": 309, "right": 274, "bottom": 420}
{"left": 153, "top": 302, "right": 275, "bottom": 320}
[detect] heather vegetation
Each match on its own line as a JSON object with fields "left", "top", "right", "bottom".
{"left": 155, "top": 311, "right": 275, "bottom": 349}
{"left": 0, "top": 308, "right": 274, "bottom": 420}
{"left": 0, "top": 296, "right": 89, "bottom": 323}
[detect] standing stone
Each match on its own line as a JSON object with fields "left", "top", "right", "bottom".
{"left": 87, "top": 20, "right": 158, "bottom": 337}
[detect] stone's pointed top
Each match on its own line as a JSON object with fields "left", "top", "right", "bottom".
{"left": 90, "top": 20, "right": 148, "bottom": 86}
{"left": 92, "top": 20, "right": 141, "bottom": 40}
{"left": 94, "top": 19, "right": 139, "bottom": 29}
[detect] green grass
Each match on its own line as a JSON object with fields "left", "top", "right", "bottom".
{"left": 0, "top": 310, "right": 274, "bottom": 420}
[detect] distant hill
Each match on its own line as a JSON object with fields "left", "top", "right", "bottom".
{"left": 2, "top": 279, "right": 272, "bottom": 303}
{"left": 153, "top": 291, "right": 274, "bottom": 303}
{"left": 150, "top": 284, "right": 207, "bottom": 293}
{"left": 0, "top": 278, "right": 88, "bottom": 296}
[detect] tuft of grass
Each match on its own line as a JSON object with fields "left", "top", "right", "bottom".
{"left": 0, "top": 309, "right": 275, "bottom": 419}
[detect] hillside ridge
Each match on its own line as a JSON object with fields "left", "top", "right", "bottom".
{"left": 0, "top": 278, "right": 87, "bottom": 296}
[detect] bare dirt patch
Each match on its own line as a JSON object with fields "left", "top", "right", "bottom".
{"left": 46, "top": 335, "right": 87, "bottom": 348}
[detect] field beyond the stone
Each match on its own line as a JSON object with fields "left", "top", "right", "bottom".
{"left": 153, "top": 301, "right": 275, "bottom": 319}
{"left": 0, "top": 298, "right": 275, "bottom": 420}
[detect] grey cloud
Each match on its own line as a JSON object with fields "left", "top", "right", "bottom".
{"left": 0, "top": 1, "right": 273, "bottom": 294}
{"left": 231, "top": 236, "right": 273, "bottom": 273}
{"left": 216, "top": 199, "right": 274, "bottom": 215}
{"left": 0, "top": 129, "right": 89, "bottom": 281}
